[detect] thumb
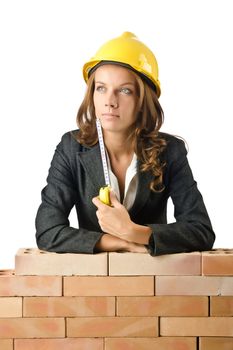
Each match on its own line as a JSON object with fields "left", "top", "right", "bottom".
{"left": 109, "top": 189, "right": 121, "bottom": 207}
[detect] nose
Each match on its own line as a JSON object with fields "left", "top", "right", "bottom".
{"left": 105, "top": 101, "right": 118, "bottom": 108}
{"left": 105, "top": 92, "right": 118, "bottom": 109}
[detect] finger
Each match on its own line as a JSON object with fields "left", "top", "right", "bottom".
{"left": 92, "top": 196, "right": 99, "bottom": 207}
{"left": 92, "top": 196, "right": 107, "bottom": 210}
{"left": 95, "top": 209, "right": 100, "bottom": 220}
{"left": 109, "top": 190, "right": 120, "bottom": 207}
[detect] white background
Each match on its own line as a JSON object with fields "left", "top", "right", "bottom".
{"left": 0, "top": 0, "right": 232, "bottom": 268}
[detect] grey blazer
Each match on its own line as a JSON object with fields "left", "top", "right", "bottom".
{"left": 35, "top": 130, "right": 215, "bottom": 255}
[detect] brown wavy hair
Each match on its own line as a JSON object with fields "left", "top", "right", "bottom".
{"left": 76, "top": 70, "right": 167, "bottom": 192}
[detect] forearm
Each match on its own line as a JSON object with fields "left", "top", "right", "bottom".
{"left": 94, "top": 234, "right": 128, "bottom": 252}
{"left": 127, "top": 223, "right": 152, "bottom": 245}
{"left": 36, "top": 215, "right": 103, "bottom": 254}
{"left": 147, "top": 221, "right": 215, "bottom": 256}
{"left": 95, "top": 233, "right": 148, "bottom": 253}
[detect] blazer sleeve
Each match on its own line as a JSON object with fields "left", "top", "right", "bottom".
{"left": 147, "top": 137, "right": 215, "bottom": 256}
{"left": 35, "top": 134, "right": 103, "bottom": 254}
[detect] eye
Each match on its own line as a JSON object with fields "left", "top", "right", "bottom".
{"left": 120, "top": 87, "right": 132, "bottom": 95}
{"left": 95, "top": 85, "right": 106, "bottom": 93}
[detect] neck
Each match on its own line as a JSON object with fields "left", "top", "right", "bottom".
{"left": 104, "top": 131, "right": 134, "bottom": 160}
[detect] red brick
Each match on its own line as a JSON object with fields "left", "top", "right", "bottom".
{"left": 0, "top": 339, "right": 13, "bottom": 350}
{"left": 160, "top": 317, "right": 233, "bottom": 336}
{"left": 156, "top": 276, "right": 233, "bottom": 295}
{"left": 199, "top": 337, "right": 233, "bottom": 350}
{"left": 15, "top": 338, "right": 103, "bottom": 350}
{"left": 0, "top": 297, "right": 22, "bottom": 317}
{"left": 210, "top": 296, "right": 233, "bottom": 316}
{"left": 64, "top": 276, "right": 154, "bottom": 296}
{"left": 23, "top": 296, "right": 115, "bottom": 317}
{"left": 67, "top": 317, "right": 158, "bottom": 337}
{"left": 15, "top": 248, "right": 108, "bottom": 276}
{"left": 0, "top": 318, "right": 65, "bottom": 338}
{"left": 117, "top": 296, "right": 208, "bottom": 316}
{"left": 0, "top": 271, "right": 62, "bottom": 296}
{"left": 202, "top": 249, "right": 233, "bottom": 276}
{"left": 105, "top": 337, "right": 196, "bottom": 350}
{"left": 109, "top": 252, "right": 201, "bottom": 275}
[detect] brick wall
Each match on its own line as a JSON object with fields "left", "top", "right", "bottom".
{"left": 0, "top": 248, "right": 232, "bottom": 350}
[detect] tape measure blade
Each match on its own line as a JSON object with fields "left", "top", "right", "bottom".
{"left": 96, "top": 118, "right": 111, "bottom": 186}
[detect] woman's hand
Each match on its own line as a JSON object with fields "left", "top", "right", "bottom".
{"left": 92, "top": 190, "right": 133, "bottom": 241}
{"left": 92, "top": 190, "right": 152, "bottom": 245}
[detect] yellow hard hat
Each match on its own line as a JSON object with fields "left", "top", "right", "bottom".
{"left": 83, "top": 32, "right": 161, "bottom": 97}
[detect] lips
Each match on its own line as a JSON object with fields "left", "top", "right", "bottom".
{"left": 102, "top": 113, "right": 120, "bottom": 119}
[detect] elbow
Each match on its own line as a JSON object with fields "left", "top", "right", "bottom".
{"left": 206, "top": 233, "right": 215, "bottom": 251}
{"left": 199, "top": 226, "right": 215, "bottom": 252}
{"left": 35, "top": 217, "right": 59, "bottom": 253}
{"left": 36, "top": 225, "right": 66, "bottom": 253}
{"left": 36, "top": 229, "right": 54, "bottom": 252}
{"left": 36, "top": 237, "right": 57, "bottom": 253}
{"left": 36, "top": 234, "right": 49, "bottom": 252}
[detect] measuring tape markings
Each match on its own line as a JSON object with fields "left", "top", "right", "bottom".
{"left": 96, "top": 118, "right": 111, "bottom": 186}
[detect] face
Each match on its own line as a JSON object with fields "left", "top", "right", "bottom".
{"left": 93, "top": 64, "right": 138, "bottom": 135}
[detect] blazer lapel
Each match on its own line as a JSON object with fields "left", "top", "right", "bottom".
{"left": 129, "top": 162, "right": 154, "bottom": 217}
{"left": 77, "top": 144, "right": 106, "bottom": 190}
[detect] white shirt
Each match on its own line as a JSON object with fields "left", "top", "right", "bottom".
{"left": 106, "top": 152, "right": 138, "bottom": 210}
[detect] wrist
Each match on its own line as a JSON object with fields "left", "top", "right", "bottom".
{"left": 127, "top": 223, "right": 152, "bottom": 245}
{"left": 95, "top": 234, "right": 129, "bottom": 252}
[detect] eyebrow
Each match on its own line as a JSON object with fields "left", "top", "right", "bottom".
{"left": 95, "top": 81, "right": 135, "bottom": 86}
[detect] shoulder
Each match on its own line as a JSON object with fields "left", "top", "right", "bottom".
{"left": 158, "top": 132, "right": 188, "bottom": 163}
{"left": 58, "top": 129, "right": 91, "bottom": 153}
{"left": 54, "top": 130, "right": 96, "bottom": 168}
{"left": 59, "top": 129, "right": 81, "bottom": 149}
{"left": 159, "top": 131, "right": 187, "bottom": 148}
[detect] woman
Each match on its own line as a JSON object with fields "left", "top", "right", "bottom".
{"left": 35, "top": 32, "right": 215, "bottom": 255}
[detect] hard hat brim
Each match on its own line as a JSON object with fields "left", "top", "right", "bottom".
{"left": 84, "top": 60, "right": 161, "bottom": 97}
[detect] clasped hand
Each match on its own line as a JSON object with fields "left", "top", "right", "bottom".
{"left": 92, "top": 190, "right": 132, "bottom": 241}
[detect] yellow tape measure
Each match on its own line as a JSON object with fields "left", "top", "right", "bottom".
{"left": 99, "top": 185, "right": 111, "bottom": 206}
